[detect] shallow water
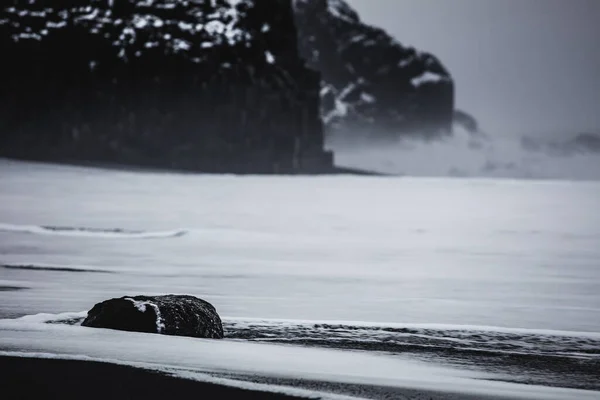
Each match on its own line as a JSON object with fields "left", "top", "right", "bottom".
{"left": 1, "top": 159, "right": 599, "bottom": 392}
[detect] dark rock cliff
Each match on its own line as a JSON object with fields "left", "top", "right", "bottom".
{"left": 0, "top": 0, "right": 333, "bottom": 173}
{"left": 293, "top": 0, "right": 454, "bottom": 141}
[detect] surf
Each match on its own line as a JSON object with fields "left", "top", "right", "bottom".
{"left": 0, "top": 222, "right": 188, "bottom": 239}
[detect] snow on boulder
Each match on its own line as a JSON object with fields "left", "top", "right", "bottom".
{"left": 82, "top": 295, "right": 224, "bottom": 339}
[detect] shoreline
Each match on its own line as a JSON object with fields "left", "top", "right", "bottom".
{"left": 0, "top": 156, "right": 389, "bottom": 177}
{"left": 0, "top": 355, "right": 309, "bottom": 400}
{"left": 1, "top": 354, "right": 579, "bottom": 400}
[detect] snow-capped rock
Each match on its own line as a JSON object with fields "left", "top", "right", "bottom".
{"left": 293, "top": 0, "right": 454, "bottom": 140}
{"left": 0, "top": 0, "right": 333, "bottom": 174}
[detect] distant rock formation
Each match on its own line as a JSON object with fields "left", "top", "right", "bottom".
{"left": 82, "top": 295, "right": 224, "bottom": 339}
{"left": 293, "top": 0, "right": 454, "bottom": 141}
{"left": 453, "top": 110, "right": 479, "bottom": 134}
{"left": 566, "top": 133, "right": 600, "bottom": 154}
{"left": 0, "top": 0, "right": 333, "bottom": 173}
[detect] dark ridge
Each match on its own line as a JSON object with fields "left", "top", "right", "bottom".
{"left": 329, "top": 166, "right": 390, "bottom": 176}
{"left": 41, "top": 225, "right": 143, "bottom": 233}
{"left": 0, "top": 285, "right": 29, "bottom": 291}
{"left": 0, "top": 222, "right": 188, "bottom": 238}
{"left": 453, "top": 110, "right": 479, "bottom": 134}
{"left": 2, "top": 264, "right": 113, "bottom": 273}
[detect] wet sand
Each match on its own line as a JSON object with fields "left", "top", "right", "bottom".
{"left": 1, "top": 355, "right": 524, "bottom": 400}
{"left": 0, "top": 355, "right": 307, "bottom": 400}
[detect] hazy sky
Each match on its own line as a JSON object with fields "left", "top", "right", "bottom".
{"left": 345, "top": 0, "right": 600, "bottom": 137}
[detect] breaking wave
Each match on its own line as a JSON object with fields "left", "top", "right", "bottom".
{"left": 7, "top": 312, "right": 600, "bottom": 390}
{"left": 30, "top": 313, "right": 600, "bottom": 360}
{"left": 0, "top": 222, "right": 188, "bottom": 239}
{"left": 223, "top": 318, "right": 600, "bottom": 359}
{"left": 222, "top": 318, "right": 600, "bottom": 390}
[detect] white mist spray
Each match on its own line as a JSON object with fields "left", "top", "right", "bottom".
{"left": 329, "top": 126, "right": 600, "bottom": 180}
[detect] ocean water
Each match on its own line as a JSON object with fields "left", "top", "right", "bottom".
{"left": 1, "top": 159, "right": 599, "bottom": 396}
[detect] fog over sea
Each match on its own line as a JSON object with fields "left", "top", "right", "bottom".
{"left": 332, "top": 127, "right": 600, "bottom": 180}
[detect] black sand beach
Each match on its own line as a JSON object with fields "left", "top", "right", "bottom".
{"left": 0, "top": 356, "right": 308, "bottom": 400}
{"left": 0, "top": 355, "right": 535, "bottom": 400}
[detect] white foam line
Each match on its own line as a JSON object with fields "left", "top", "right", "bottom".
{"left": 1, "top": 322, "right": 600, "bottom": 399}
{"left": 223, "top": 317, "right": 600, "bottom": 339}
{"left": 0, "top": 222, "right": 187, "bottom": 239}
{"left": 7, "top": 312, "right": 600, "bottom": 339}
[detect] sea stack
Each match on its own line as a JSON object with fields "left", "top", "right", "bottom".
{"left": 293, "top": 0, "right": 455, "bottom": 141}
{"left": 0, "top": 0, "right": 333, "bottom": 174}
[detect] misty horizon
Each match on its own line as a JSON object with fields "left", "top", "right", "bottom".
{"left": 347, "top": 0, "right": 600, "bottom": 137}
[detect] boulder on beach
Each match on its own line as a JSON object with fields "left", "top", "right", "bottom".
{"left": 82, "top": 295, "right": 224, "bottom": 339}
